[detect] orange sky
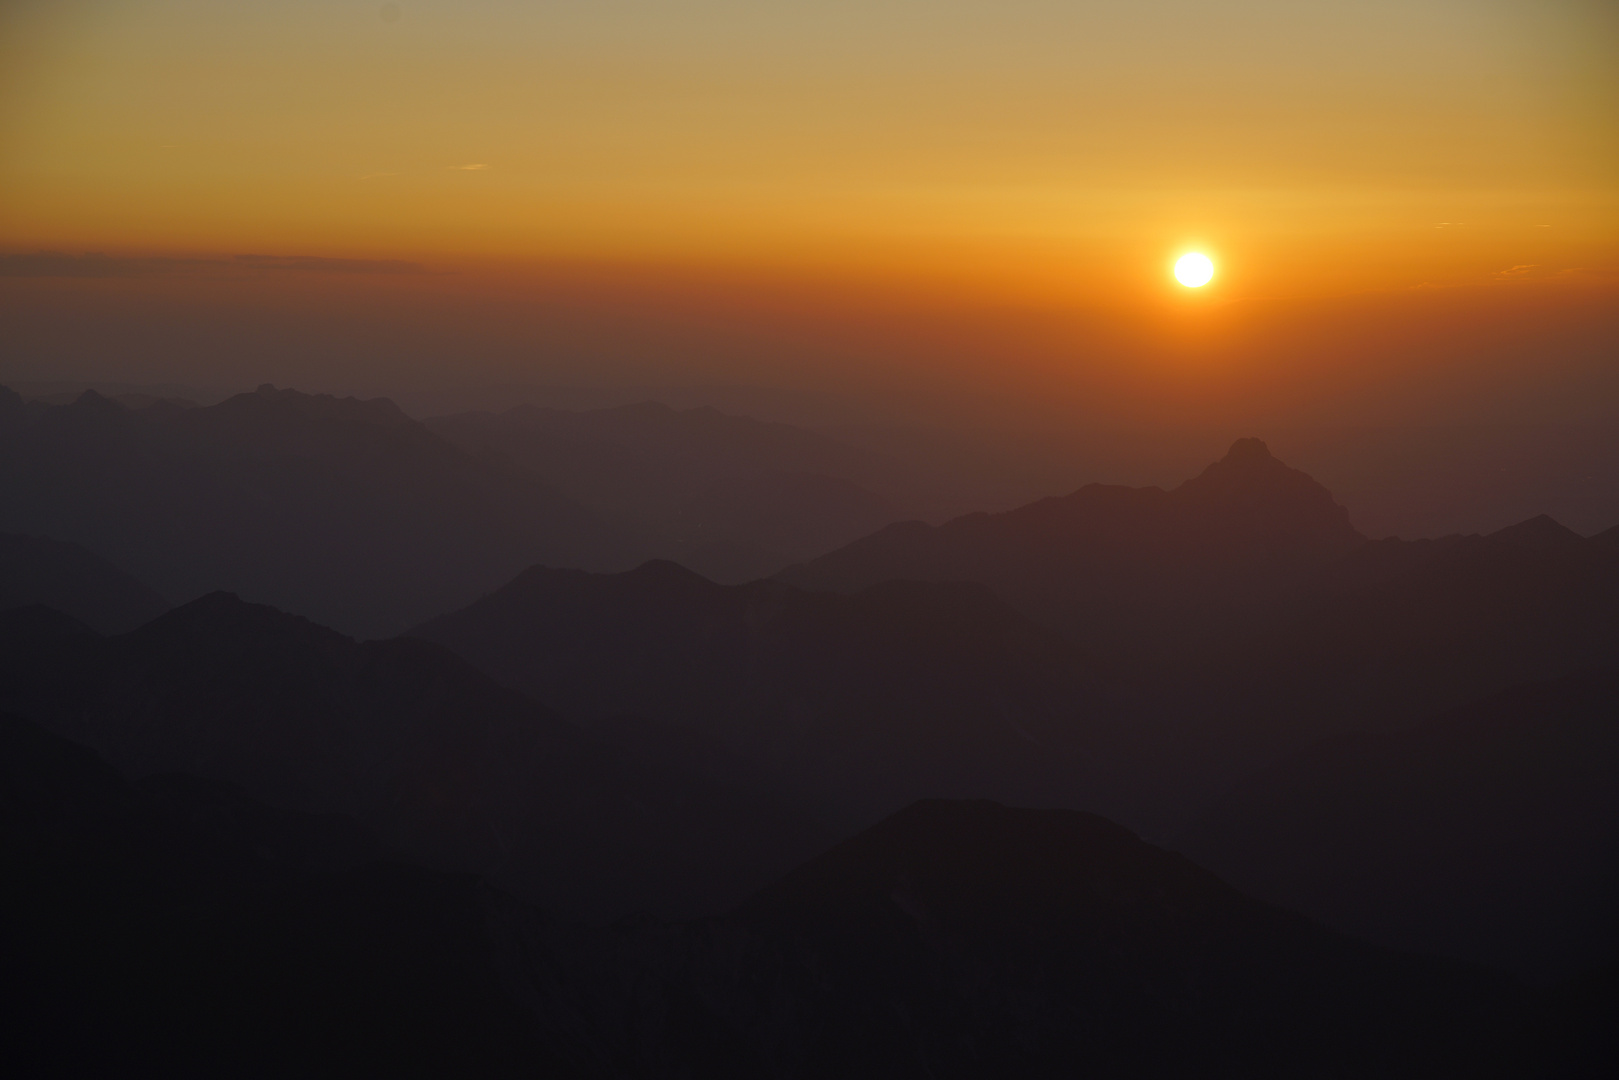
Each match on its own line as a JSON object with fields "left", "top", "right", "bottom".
{"left": 1, "top": 0, "right": 1616, "bottom": 426}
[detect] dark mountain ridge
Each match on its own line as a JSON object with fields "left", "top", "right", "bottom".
{"left": 782, "top": 438, "right": 1619, "bottom": 745}
{"left": 0, "top": 593, "right": 828, "bottom": 920}
{"left": 410, "top": 560, "right": 1128, "bottom": 831}
{"left": 782, "top": 437, "right": 1364, "bottom": 637}
{"left": 416, "top": 441, "right": 1619, "bottom": 846}
{"left": 0, "top": 531, "right": 170, "bottom": 633}
{"left": 0, "top": 384, "right": 656, "bottom": 636}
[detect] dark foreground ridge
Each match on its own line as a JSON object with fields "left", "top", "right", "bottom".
{"left": 10, "top": 715, "right": 1606, "bottom": 1079}
{"left": 1180, "top": 667, "right": 1619, "bottom": 983}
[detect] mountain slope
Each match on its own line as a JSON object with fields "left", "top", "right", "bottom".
{"left": 0, "top": 531, "right": 169, "bottom": 633}
{"left": 410, "top": 560, "right": 1129, "bottom": 831}
{"left": 781, "top": 438, "right": 1364, "bottom": 663}
{"left": 783, "top": 440, "right": 1619, "bottom": 748}
{"left": 1178, "top": 668, "right": 1619, "bottom": 982}
{"left": 0, "top": 385, "right": 655, "bottom": 636}
{"left": 0, "top": 712, "right": 615, "bottom": 1079}
{"left": 0, "top": 594, "right": 827, "bottom": 920}
{"left": 715, "top": 799, "right": 1527, "bottom": 1078}
{"left": 4, "top": 721, "right": 1553, "bottom": 1079}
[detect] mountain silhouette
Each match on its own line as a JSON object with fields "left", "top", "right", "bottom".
{"left": 410, "top": 560, "right": 1128, "bottom": 831}
{"left": 1178, "top": 667, "right": 1619, "bottom": 983}
{"left": 0, "top": 384, "right": 657, "bottom": 636}
{"left": 0, "top": 711, "right": 611, "bottom": 1078}
{"left": 4, "top": 717, "right": 1562, "bottom": 1078}
{"left": 779, "top": 442, "right": 1619, "bottom": 779}
{"left": 411, "top": 446, "right": 1619, "bottom": 841}
{"left": 780, "top": 438, "right": 1364, "bottom": 666}
{"left": 0, "top": 531, "right": 169, "bottom": 633}
{"left": 718, "top": 798, "right": 1535, "bottom": 1077}
{"left": 0, "top": 593, "right": 828, "bottom": 919}
{"left": 1257, "top": 514, "right": 1619, "bottom": 731}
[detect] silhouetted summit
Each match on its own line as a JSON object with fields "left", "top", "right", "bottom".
{"left": 778, "top": 438, "right": 1366, "bottom": 686}
{"left": 1176, "top": 438, "right": 1356, "bottom": 535}
{"left": 1487, "top": 513, "right": 1588, "bottom": 553}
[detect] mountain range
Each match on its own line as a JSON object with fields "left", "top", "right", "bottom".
{"left": 5, "top": 398, "right": 1617, "bottom": 1067}
{"left": 410, "top": 560, "right": 1126, "bottom": 831}
{"left": 8, "top": 714, "right": 1578, "bottom": 1078}
{"left": 0, "top": 595, "right": 827, "bottom": 920}
{"left": 0, "top": 530, "right": 170, "bottom": 633}
{"left": 0, "top": 384, "right": 653, "bottom": 636}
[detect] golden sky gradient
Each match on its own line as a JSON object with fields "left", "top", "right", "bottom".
{"left": 3, "top": 0, "right": 1616, "bottom": 299}
{"left": 1, "top": 0, "right": 1616, "bottom": 440}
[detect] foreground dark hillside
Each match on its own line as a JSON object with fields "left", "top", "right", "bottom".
{"left": 9, "top": 716, "right": 1586, "bottom": 1079}
{"left": 0, "top": 596, "right": 826, "bottom": 920}
{"left": 1180, "top": 667, "right": 1619, "bottom": 982}
{"left": 0, "top": 384, "right": 653, "bottom": 636}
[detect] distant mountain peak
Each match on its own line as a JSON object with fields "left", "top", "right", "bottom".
{"left": 1486, "top": 514, "right": 1585, "bottom": 552}
{"left": 626, "top": 558, "right": 714, "bottom": 583}
{"left": 134, "top": 590, "right": 346, "bottom": 646}
{"left": 1174, "top": 439, "right": 1358, "bottom": 538}
{"left": 215, "top": 383, "right": 413, "bottom": 427}
{"left": 1224, "top": 437, "right": 1273, "bottom": 461}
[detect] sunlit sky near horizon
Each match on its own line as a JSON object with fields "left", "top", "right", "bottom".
{"left": 1, "top": 1, "right": 1616, "bottom": 431}
{"left": 4, "top": 1, "right": 1616, "bottom": 293}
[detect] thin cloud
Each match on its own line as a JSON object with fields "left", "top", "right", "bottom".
{"left": 0, "top": 252, "right": 428, "bottom": 278}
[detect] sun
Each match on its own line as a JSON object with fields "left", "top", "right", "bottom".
{"left": 1174, "top": 253, "right": 1214, "bottom": 288}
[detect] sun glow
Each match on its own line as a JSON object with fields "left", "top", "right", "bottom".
{"left": 1174, "top": 254, "right": 1214, "bottom": 288}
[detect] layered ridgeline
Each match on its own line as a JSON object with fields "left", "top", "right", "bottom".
{"left": 0, "top": 384, "right": 655, "bottom": 637}
{"left": 7, "top": 716, "right": 1570, "bottom": 1078}
{"left": 411, "top": 441, "right": 1619, "bottom": 979}
{"left": 416, "top": 440, "right": 1619, "bottom": 828}
{"left": 424, "top": 401, "right": 908, "bottom": 583}
{"left": 0, "top": 595, "right": 829, "bottom": 921}
{"left": 0, "top": 531, "right": 170, "bottom": 633}
{"left": 410, "top": 561, "right": 1128, "bottom": 831}
{"left": 782, "top": 438, "right": 1619, "bottom": 736}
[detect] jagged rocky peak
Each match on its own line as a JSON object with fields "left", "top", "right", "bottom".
{"left": 225, "top": 382, "right": 413, "bottom": 427}
{"left": 1224, "top": 436, "right": 1273, "bottom": 461}
{"left": 1166, "top": 436, "right": 1364, "bottom": 550}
